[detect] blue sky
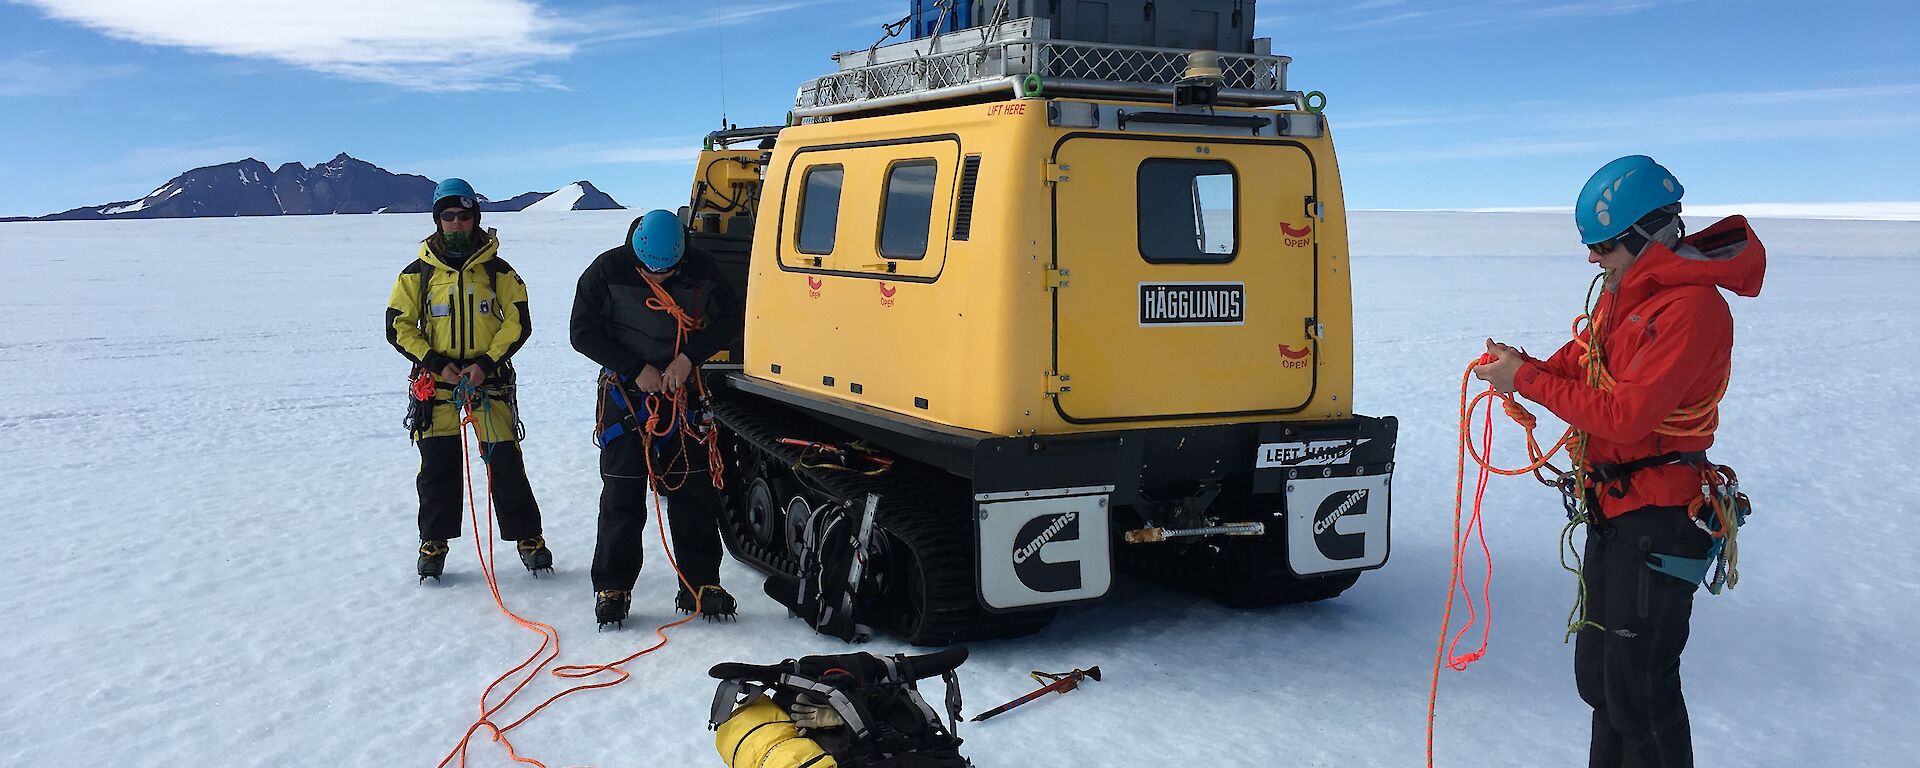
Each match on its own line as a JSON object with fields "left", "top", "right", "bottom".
{"left": 2, "top": 0, "right": 1915, "bottom": 217}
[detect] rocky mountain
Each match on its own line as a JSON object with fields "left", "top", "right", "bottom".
{"left": 483, "top": 181, "right": 623, "bottom": 213}
{"left": 4, "top": 154, "right": 624, "bottom": 221}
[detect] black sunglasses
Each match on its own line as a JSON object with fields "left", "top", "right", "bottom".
{"left": 1587, "top": 238, "right": 1619, "bottom": 255}
{"left": 438, "top": 210, "right": 475, "bottom": 222}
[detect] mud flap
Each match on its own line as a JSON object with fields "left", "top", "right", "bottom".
{"left": 1283, "top": 474, "right": 1392, "bottom": 576}
{"left": 975, "top": 489, "right": 1113, "bottom": 610}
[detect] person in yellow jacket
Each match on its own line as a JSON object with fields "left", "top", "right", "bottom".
{"left": 385, "top": 178, "right": 551, "bottom": 581}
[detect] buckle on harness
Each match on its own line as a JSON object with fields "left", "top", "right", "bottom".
{"left": 1555, "top": 474, "right": 1585, "bottom": 521}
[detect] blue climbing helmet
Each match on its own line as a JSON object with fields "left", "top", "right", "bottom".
{"left": 432, "top": 177, "right": 478, "bottom": 210}
{"left": 1574, "top": 155, "right": 1684, "bottom": 245}
{"left": 629, "top": 209, "right": 686, "bottom": 272}
{"left": 432, "top": 176, "right": 476, "bottom": 218}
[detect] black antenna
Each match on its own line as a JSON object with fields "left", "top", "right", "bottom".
{"left": 714, "top": 5, "right": 729, "bottom": 126}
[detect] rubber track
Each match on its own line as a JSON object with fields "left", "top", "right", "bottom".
{"left": 709, "top": 390, "right": 1054, "bottom": 646}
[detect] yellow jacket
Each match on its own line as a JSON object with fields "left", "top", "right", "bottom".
{"left": 385, "top": 230, "right": 531, "bottom": 440}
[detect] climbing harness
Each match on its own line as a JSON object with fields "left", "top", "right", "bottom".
{"left": 405, "top": 365, "right": 523, "bottom": 443}
{"left": 971, "top": 666, "right": 1102, "bottom": 722}
{"left": 590, "top": 267, "right": 727, "bottom": 492}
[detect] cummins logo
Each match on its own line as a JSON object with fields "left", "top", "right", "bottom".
{"left": 1312, "top": 489, "right": 1369, "bottom": 561}
{"left": 1012, "top": 511, "right": 1081, "bottom": 592}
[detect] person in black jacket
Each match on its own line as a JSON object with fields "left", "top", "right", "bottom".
{"left": 570, "top": 210, "right": 745, "bottom": 628}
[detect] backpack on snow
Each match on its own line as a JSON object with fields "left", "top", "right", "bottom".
{"left": 708, "top": 647, "right": 971, "bottom": 768}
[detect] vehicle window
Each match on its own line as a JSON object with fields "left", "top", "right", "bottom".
{"left": 797, "top": 165, "right": 843, "bottom": 255}
{"left": 878, "top": 160, "right": 939, "bottom": 260}
{"left": 1137, "top": 159, "right": 1237, "bottom": 263}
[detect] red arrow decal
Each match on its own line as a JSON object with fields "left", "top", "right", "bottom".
{"left": 1280, "top": 222, "right": 1313, "bottom": 238}
{"left": 1277, "top": 344, "right": 1311, "bottom": 360}
{"left": 878, "top": 282, "right": 898, "bottom": 298}
{"left": 807, "top": 276, "right": 823, "bottom": 290}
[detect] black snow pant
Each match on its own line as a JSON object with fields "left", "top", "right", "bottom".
{"left": 1576, "top": 505, "right": 1713, "bottom": 768}
{"left": 416, "top": 436, "right": 544, "bottom": 542}
{"left": 589, "top": 413, "right": 724, "bottom": 594}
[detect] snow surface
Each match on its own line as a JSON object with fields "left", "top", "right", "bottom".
{"left": 525, "top": 183, "right": 588, "bottom": 213}
{"left": 1435, "top": 203, "right": 1920, "bottom": 222}
{"left": 1, "top": 211, "right": 1915, "bottom": 767}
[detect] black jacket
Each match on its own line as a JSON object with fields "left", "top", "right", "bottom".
{"left": 569, "top": 229, "right": 744, "bottom": 378}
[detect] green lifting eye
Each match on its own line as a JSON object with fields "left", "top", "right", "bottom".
{"left": 1021, "top": 74, "right": 1045, "bottom": 98}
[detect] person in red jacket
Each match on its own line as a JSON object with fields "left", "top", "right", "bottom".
{"left": 1474, "top": 156, "right": 1765, "bottom": 768}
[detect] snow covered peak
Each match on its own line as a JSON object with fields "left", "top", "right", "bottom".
{"left": 524, "top": 182, "right": 587, "bottom": 212}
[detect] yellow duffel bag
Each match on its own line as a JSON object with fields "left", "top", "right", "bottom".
{"left": 715, "top": 695, "right": 836, "bottom": 768}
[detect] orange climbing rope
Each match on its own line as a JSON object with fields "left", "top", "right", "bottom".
{"left": 1427, "top": 353, "right": 1576, "bottom": 767}
{"left": 436, "top": 335, "right": 717, "bottom": 768}
{"left": 638, "top": 268, "right": 725, "bottom": 493}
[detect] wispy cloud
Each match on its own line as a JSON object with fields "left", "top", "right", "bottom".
{"left": 8, "top": 0, "right": 824, "bottom": 92}
{"left": 1517, "top": 1, "right": 1661, "bottom": 21}
{"left": 0, "top": 51, "right": 137, "bottom": 96}
{"left": 1671, "top": 82, "right": 1920, "bottom": 108}
{"left": 413, "top": 139, "right": 702, "bottom": 177}
{"left": 12, "top": 0, "right": 572, "bottom": 91}
{"left": 1333, "top": 109, "right": 1492, "bottom": 130}
{"left": 1340, "top": 80, "right": 1920, "bottom": 165}
{"left": 567, "top": 1, "right": 831, "bottom": 45}
{"left": 1349, "top": 138, "right": 1607, "bottom": 165}
{"left": 1299, "top": 0, "right": 1678, "bottom": 36}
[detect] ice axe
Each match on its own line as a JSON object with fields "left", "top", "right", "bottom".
{"left": 971, "top": 666, "right": 1101, "bottom": 722}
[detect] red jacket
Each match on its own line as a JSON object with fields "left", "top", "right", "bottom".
{"left": 1514, "top": 216, "right": 1766, "bottom": 518}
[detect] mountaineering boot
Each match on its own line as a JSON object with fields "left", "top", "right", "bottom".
{"left": 595, "top": 590, "right": 631, "bottom": 630}
{"left": 418, "top": 539, "right": 450, "bottom": 583}
{"left": 676, "top": 584, "right": 738, "bottom": 621}
{"left": 516, "top": 536, "right": 553, "bottom": 575}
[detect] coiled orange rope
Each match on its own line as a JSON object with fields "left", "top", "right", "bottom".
{"left": 1427, "top": 353, "right": 1579, "bottom": 767}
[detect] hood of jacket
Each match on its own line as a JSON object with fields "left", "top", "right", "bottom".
{"left": 1616, "top": 215, "right": 1766, "bottom": 308}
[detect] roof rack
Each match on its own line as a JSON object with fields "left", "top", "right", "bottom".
{"left": 705, "top": 125, "right": 785, "bottom": 149}
{"left": 795, "top": 17, "right": 1300, "bottom": 120}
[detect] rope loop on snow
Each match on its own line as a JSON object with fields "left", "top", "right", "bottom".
{"left": 437, "top": 370, "right": 705, "bottom": 768}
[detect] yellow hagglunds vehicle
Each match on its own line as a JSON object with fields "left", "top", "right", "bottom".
{"left": 683, "top": 2, "right": 1397, "bottom": 646}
